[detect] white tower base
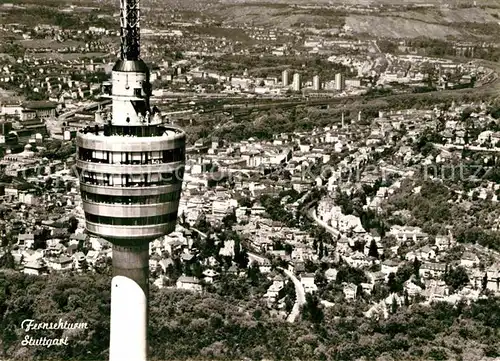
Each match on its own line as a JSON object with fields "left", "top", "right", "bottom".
{"left": 109, "top": 244, "right": 149, "bottom": 361}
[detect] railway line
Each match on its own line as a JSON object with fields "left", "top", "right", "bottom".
{"left": 58, "top": 59, "right": 500, "bottom": 125}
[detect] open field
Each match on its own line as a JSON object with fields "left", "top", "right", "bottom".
{"left": 211, "top": 5, "right": 344, "bottom": 27}
{"left": 393, "top": 7, "right": 500, "bottom": 24}
{"left": 345, "top": 15, "right": 462, "bottom": 39}
{"left": 217, "top": 0, "right": 500, "bottom": 5}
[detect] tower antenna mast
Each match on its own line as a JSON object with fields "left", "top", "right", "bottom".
{"left": 120, "top": 0, "right": 141, "bottom": 60}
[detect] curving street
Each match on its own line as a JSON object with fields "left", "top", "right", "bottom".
{"left": 308, "top": 207, "right": 340, "bottom": 238}
{"left": 278, "top": 267, "right": 306, "bottom": 323}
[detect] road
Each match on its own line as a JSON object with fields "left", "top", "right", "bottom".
{"left": 434, "top": 143, "right": 500, "bottom": 153}
{"left": 247, "top": 252, "right": 268, "bottom": 265}
{"left": 190, "top": 227, "right": 207, "bottom": 239}
{"left": 278, "top": 267, "right": 306, "bottom": 323}
{"left": 308, "top": 207, "right": 340, "bottom": 238}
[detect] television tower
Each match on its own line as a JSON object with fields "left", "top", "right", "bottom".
{"left": 75, "top": 0, "right": 186, "bottom": 360}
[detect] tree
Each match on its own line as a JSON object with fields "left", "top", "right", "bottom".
{"left": 45, "top": 177, "right": 53, "bottom": 189}
{"left": 356, "top": 284, "right": 363, "bottom": 299}
{"left": 222, "top": 210, "right": 237, "bottom": 228}
{"left": 391, "top": 296, "right": 399, "bottom": 314}
{"left": 387, "top": 272, "right": 403, "bottom": 293}
{"left": 336, "top": 265, "right": 368, "bottom": 285}
{"left": 302, "top": 293, "right": 324, "bottom": 324}
{"left": 444, "top": 266, "right": 469, "bottom": 291}
{"left": 368, "top": 239, "right": 379, "bottom": 259}
{"left": 80, "top": 258, "right": 89, "bottom": 272}
{"left": 67, "top": 216, "right": 78, "bottom": 234}
{"left": 33, "top": 228, "right": 50, "bottom": 250}
{"left": 234, "top": 247, "right": 249, "bottom": 269}
{"left": 192, "top": 261, "right": 203, "bottom": 279}
{"left": 314, "top": 271, "right": 327, "bottom": 289}
{"left": 318, "top": 241, "right": 324, "bottom": 259}
{"left": 247, "top": 262, "right": 260, "bottom": 285}
{"left": 0, "top": 251, "right": 15, "bottom": 269}
{"left": 482, "top": 273, "right": 488, "bottom": 291}
{"left": 413, "top": 257, "right": 421, "bottom": 277}
{"left": 404, "top": 290, "right": 410, "bottom": 306}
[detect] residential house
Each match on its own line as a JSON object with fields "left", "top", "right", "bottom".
{"left": 435, "top": 234, "right": 456, "bottom": 251}
{"left": 69, "top": 233, "right": 87, "bottom": 246}
{"left": 460, "top": 252, "right": 480, "bottom": 269}
{"left": 219, "top": 240, "right": 235, "bottom": 258}
{"left": 65, "top": 244, "right": 78, "bottom": 256}
{"left": 181, "top": 252, "right": 195, "bottom": 263}
{"left": 158, "top": 258, "right": 174, "bottom": 273}
{"left": 364, "top": 302, "right": 388, "bottom": 320}
{"left": 336, "top": 237, "right": 351, "bottom": 254}
{"left": 404, "top": 280, "right": 423, "bottom": 297}
{"left": 360, "top": 282, "right": 374, "bottom": 295}
{"left": 47, "top": 256, "right": 73, "bottom": 271}
{"left": 149, "top": 259, "right": 159, "bottom": 272}
{"left": 202, "top": 269, "right": 219, "bottom": 283}
{"left": 381, "top": 259, "right": 400, "bottom": 276}
{"left": 72, "top": 251, "right": 86, "bottom": 269}
{"left": 486, "top": 264, "right": 500, "bottom": 293}
{"left": 368, "top": 271, "right": 386, "bottom": 283}
{"left": 300, "top": 273, "right": 318, "bottom": 293}
{"left": 423, "top": 279, "right": 450, "bottom": 302}
{"left": 259, "top": 259, "right": 272, "bottom": 274}
{"left": 288, "top": 261, "right": 305, "bottom": 274}
{"left": 385, "top": 293, "right": 403, "bottom": 307}
{"left": 47, "top": 242, "right": 65, "bottom": 257}
{"left": 325, "top": 268, "right": 338, "bottom": 282}
{"left": 419, "top": 262, "right": 446, "bottom": 279}
{"left": 23, "top": 260, "right": 47, "bottom": 276}
{"left": 389, "top": 225, "right": 428, "bottom": 244}
{"left": 90, "top": 237, "right": 107, "bottom": 251}
{"left": 176, "top": 276, "right": 203, "bottom": 292}
{"left": 264, "top": 275, "right": 285, "bottom": 303}
{"left": 409, "top": 245, "right": 436, "bottom": 261}
{"left": 343, "top": 252, "right": 371, "bottom": 268}
{"left": 150, "top": 239, "right": 164, "bottom": 257}
{"left": 86, "top": 250, "right": 100, "bottom": 266}
{"left": 343, "top": 283, "right": 357, "bottom": 301}
{"left": 17, "top": 233, "right": 34, "bottom": 249}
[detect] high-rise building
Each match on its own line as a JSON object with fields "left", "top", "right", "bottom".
{"left": 282, "top": 69, "right": 290, "bottom": 87}
{"left": 312, "top": 75, "right": 320, "bottom": 91}
{"left": 335, "top": 73, "right": 345, "bottom": 91}
{"left": 292, "top": 73, "right": 301, "bottom": 91}
{"left": 75, "top": 1, "right": 185, "bottom": 360}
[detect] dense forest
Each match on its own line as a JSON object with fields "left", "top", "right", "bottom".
{"left": 1, "top": 270, "right": 500, "bottom": 361}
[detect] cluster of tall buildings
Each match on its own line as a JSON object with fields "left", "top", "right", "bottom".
{"left": 281, "top": 69, "right": 345, "bottom": 92}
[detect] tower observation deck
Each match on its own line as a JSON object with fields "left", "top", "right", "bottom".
{"left": 75, "top": 1, "right": 185, "bottom": 360}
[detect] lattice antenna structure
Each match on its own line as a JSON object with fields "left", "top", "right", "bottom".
{"left": 120, "top": 0, "right": 141, "bottom": 60}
